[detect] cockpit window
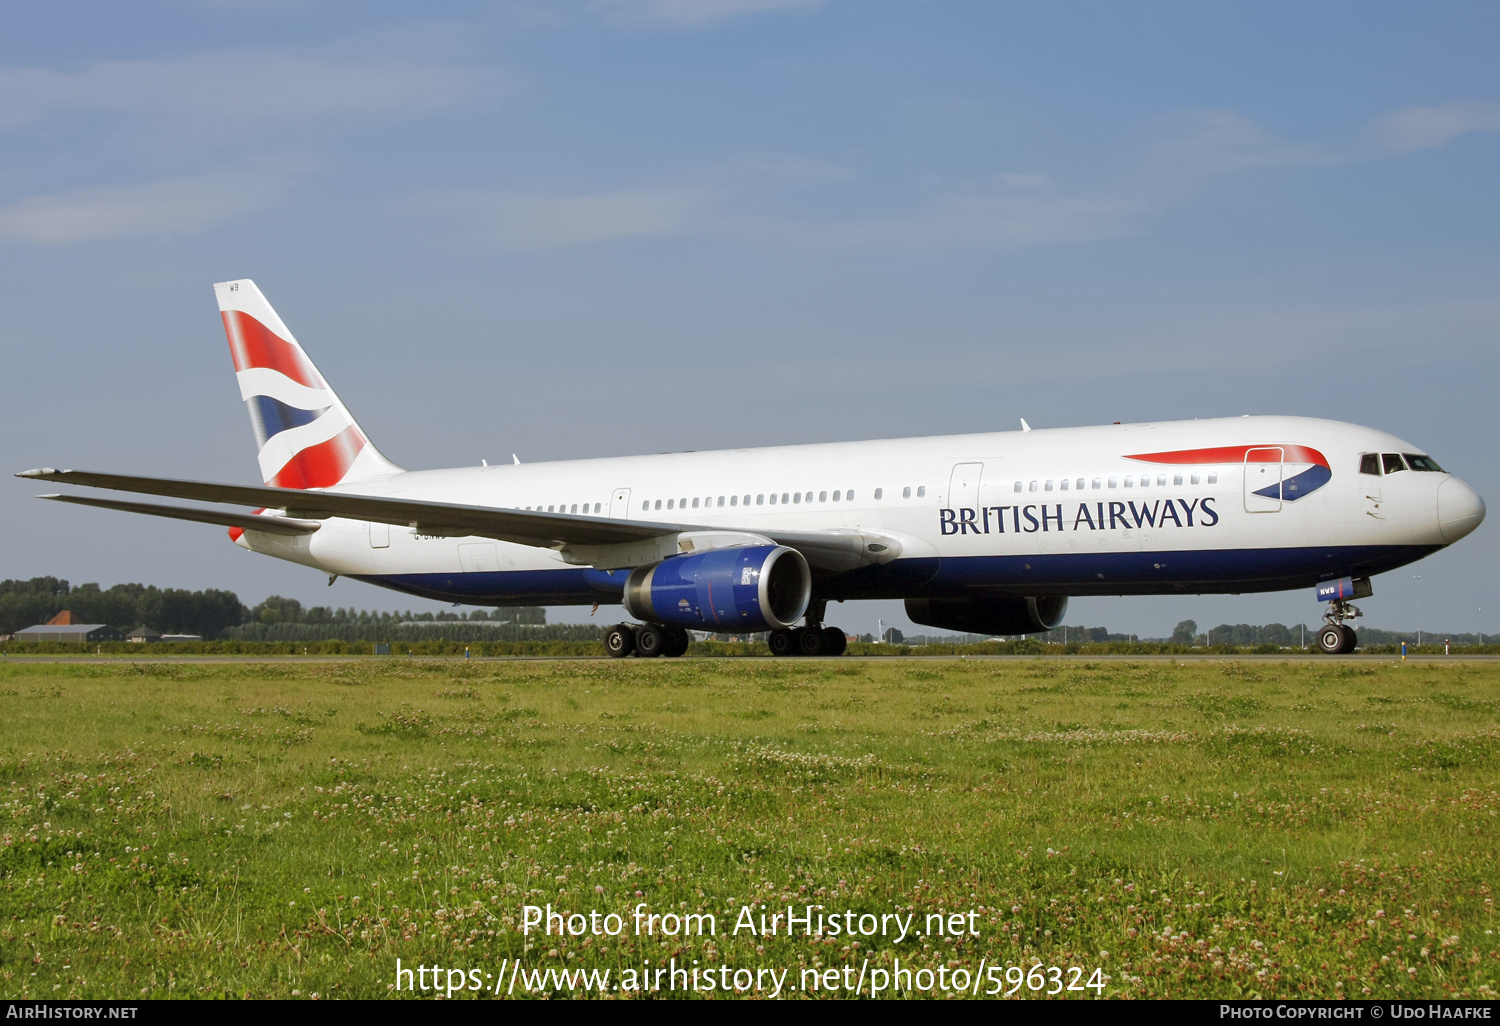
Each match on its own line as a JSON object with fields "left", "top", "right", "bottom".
{"left": 1381, "top": 453, "right": 1407, "bottom": 475}
{"left": 1404, "top": 454, "right": 1444, "bottom": 472}
{"left": 1359, "top": 454, "right": 1380, "bottom": 476}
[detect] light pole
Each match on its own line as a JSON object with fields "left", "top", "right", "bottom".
{"left": 1412, "top": 575, "right": 1422, "bottom": 646}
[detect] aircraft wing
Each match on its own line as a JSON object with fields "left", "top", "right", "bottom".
{"left": 18, "top": 468, "right": 905, "bottom": 571}
{"left": 18, "top": 468, "right": 689, "bottom": 548}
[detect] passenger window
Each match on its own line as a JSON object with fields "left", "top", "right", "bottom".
{"left": 548, "top": 505, "right": 555, "bottom": 512}
{"left": 1173, "top": 474, "right": 1183, "bottom": 486}
{"left": 1138, "top": 476, "right": 1148, "bottom": 488}
{"left": 917, "top": 486, "right": 926, "bottom": 498}
{"left": 1091, "top": 478, "right": 1100, "bottom": 489}
{"left": 654, "top": 500, "right": 662, "bottom": 510}
{"left": 1076, "top": 478, "right": 1085, "bottom": 490}
{"left": 1059, "top": 479, "right": 1069, "bottom": 491}
{"left": 717, "top": 496, "right": 725, "bottom": 507}
{"left": 1029, "top": 481, "right": 1038, "bottom": 493}
{"left": 820, "top": 491, "right": 828, "bottom": 502}
{"left": 641, "top": 501, "right": 648, "bottom": 511}
{"left": 744, "top": 495, "right": 751, "bottom": 505}
{"left": 1124, "top": 476, "right": 1133, "bottom": 488}
{"left": 1207, "top": 473, "right": 1217, "bottom": 484}
{"left": 1108, "top": 477, "right": 1118, "bottom": 488}
{"left": 680, "top": 498, "right": 687, "bottom": 508}
{"left": 832, "top": 490, "right": 840, "bottom": 501}
{"left": 667, "top": 499, "right": 674, "bottom": 509}
{"left": 1190, "top": 474, "right": 1200, "bottom": 485}
{"left": 1404, "top": 454, "right": 1443, "bottom": 472}
{"left": 847, "top": 490, "right": 854, "bottom": 500}
{"left": 730, "top": 495, "right": 738, "bottom": 506}
{"left": 782, "top": 492, "right": 790, "bottom": 504}
{"left": 769, "top": 494, "right": 777, "bottom": 505}
{"left": 692, "top": 498, "right": 700, "bottom": 508}
{"left": 903, "top": 486, "right": 912, "bottom": 498}
{"left": 1013, "top": 481, "right": 1022, "bottom": 493}
{"left": 873, "top": 488, "right": 882, "bottom": 499}
{"left": 1157, "top": 475, "right": 1166, "bottom": 486}
{"left": 594, "top": 503, "right": 601, "bottom": 513}
{"left": 570, "top": 504, "right": 578, "bottom": 514}
{"left": 793, "top": 492, "right": 801, "bottom": 504}
{"left": 1045, "top": 480, "right": 1054, "bottom": 492}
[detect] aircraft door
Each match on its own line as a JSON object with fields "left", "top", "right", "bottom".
{"left": 947, "top": 463, "right": 984, "bottom": 530}
{"left": 1244, "top": 448, "right": 1284, "bottom": 513}
{"left": 609, "top": 488, "right": 632, "bottom": 519}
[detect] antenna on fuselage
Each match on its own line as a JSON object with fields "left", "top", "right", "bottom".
{"left": 1020, "top": 419, "right": 1032, "bottom": 433}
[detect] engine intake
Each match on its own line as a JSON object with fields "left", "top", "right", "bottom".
{"left": 622, "top": 545, "right": 811, "bottom": 632}
{"left": 905, "top": 595, "right": 1068, "bottom": 637}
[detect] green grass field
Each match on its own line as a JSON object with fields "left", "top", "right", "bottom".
{"left": 1, "top": 656, "right": 1496, "bottom": 1000}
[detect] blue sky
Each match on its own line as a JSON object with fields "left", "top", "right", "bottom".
{"left": 2, "top": 1, "right": 1497, "bottom": 637}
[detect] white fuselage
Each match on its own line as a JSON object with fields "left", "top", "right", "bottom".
{"left": 232, "top": 415, "right": 1483, "bottom": 610}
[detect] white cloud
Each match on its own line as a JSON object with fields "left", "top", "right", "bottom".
{"left": 597, "top": 0, "right": 821, "bottom": 27}
{"left": 0, "top": 49, "right": 490, "bottom": 132}
{"left": 0, "top": 174, "right": 287, "bottom": 245}
{"left": 431, "top": 188, "right": 713, "bottom": 248}
{"left": 1363, "top": 101, "right": 1500, "bottom": 155}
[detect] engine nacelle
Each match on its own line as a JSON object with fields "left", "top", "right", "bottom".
{"left": 622, "top": 545, "right": 811, "bottom": 632}
{"left": 905, "top": 595, "right": 1068, "bottom": 637}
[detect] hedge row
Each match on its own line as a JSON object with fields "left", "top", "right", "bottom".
{"left": 4, "top": 639, "right": 1498, "bottom": 658}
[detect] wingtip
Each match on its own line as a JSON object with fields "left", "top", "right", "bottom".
{"left": 16, "top": 468, "right": 59, "bottom": 479}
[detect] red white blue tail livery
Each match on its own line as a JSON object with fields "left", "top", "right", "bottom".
{"left": 215, "top": 280, "right": 400, "bottom": 489}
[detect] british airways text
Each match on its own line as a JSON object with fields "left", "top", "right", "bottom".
{"left": 938, "top": 498, "right": 1220, "bottom": 536}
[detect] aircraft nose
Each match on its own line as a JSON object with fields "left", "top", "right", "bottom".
{"left": 1437, "top": 477, "right": 1486, "bottom": 543}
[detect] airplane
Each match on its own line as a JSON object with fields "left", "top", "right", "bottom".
{"left": 17, "top": 279, "right": 1487, "bottom": 657}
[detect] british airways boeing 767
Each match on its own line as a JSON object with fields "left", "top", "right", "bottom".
{"left": 18, "top": 280, "right": 1486, "bottom": 656}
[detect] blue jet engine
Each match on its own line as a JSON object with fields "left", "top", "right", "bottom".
{"left": 622, "top": 545, "right": 811, "bottom": 632}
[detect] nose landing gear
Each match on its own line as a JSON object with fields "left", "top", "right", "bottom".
{"left": 1316, "top": 598, "right": 1362, "bottom": 654}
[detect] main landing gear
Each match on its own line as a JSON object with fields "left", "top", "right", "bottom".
{"left": 767, "top": 624, "right": 848, "bottom": 657}
{"left": 768, "top": 599, "right": 848, "bottom": 657}
{"left": 1316, "top": 598, "right": 1362, "bottom": 655}
{"left": 604, "top": 622, "right": 689, "bottom": 659}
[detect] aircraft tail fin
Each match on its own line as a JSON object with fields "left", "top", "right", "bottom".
{"left": 214, "top": 279, "right": 402, "bottom": 489}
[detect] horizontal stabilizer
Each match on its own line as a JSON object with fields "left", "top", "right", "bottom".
{"left": 38, "top": 494, "right": 321, "bottom": 536}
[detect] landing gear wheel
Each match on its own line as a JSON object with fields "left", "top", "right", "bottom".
{"left": 662, "top": 625, "right": 690, "bottom": 658}
{"left": 604, "top": 624, "right": 635, "bottom": 659}
{"left": 634, "top": 623, "right": 666, "bottom": 658}
{"left": 768, "top": 628, "right": 794, "bottom": 657}
{"left": 821, "top": 626, "right": 847, "bottom": 656}
{"left": 1340, "top": 625, "right": 1358, "bottom": 653}
{"left": 1317, "top": 625, "right": 1346, "bottom": 655}
{"left": 796, "top": 626, "right": 825, "bottom": 657}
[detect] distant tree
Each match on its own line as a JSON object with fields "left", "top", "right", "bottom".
{"left": 1171, "top": 620, "right": 1198, "bottom": 645}
{"left": 514, "top": 606, "right": 547, "bottom": 625}
{"left": 0, "top": 577, "right": 70, "bottom": 634}
{"left": 254, "top": 596, "right": 304, "bottom": 624}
